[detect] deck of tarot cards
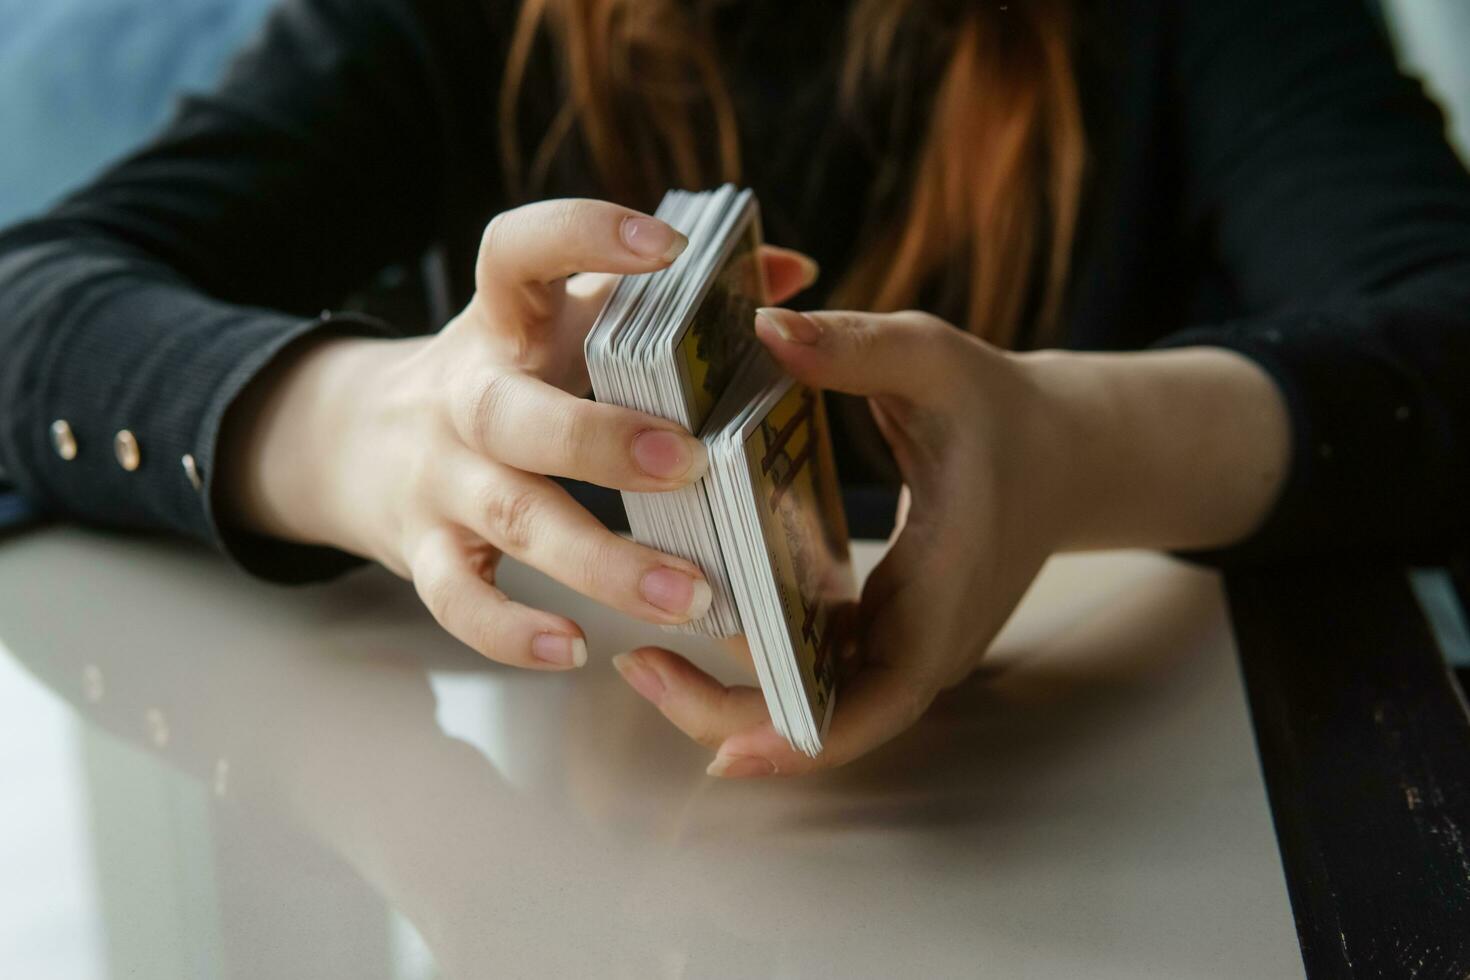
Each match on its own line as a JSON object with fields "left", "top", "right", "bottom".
{"left": 585, "top": 186, "right": 855, "bottom": 755}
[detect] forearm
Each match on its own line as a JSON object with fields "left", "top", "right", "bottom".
{"left": 1024, "top": 346, "right": 1291, "bottom": 553}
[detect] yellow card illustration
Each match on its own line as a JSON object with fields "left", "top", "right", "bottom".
{"left": 743, "top": 384, "right": 855, "bottom": 726}
{"left": 677, "top": 218, "right": 766, "bottom": 429}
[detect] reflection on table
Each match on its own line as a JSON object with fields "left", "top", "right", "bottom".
{"left": 0, "top": 528, "right": 1300, "bottom": 979}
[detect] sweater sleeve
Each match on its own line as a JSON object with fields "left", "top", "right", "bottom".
{"left": 1155, "top": 0, "right": 1470, "bottom": 564}
{"left": 0, "top": 0, "right": 505, "bottom": 581}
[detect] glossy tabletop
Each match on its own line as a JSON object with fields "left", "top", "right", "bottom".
{"left": 0, "top": 528, "right": 1302, "bottom": 979}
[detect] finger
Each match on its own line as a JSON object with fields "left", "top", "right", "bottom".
{"left": 706, "top": 659, "right": 932, "bottom": 778}
{"left": 477, "top": 199, "right": 688, "bottom": 322}
{"left": 562, "top": 248, "right": 811, "bottom": 342}
{"left": 752, "top": 307, "right": 958, "bottom": 403}
{"left": 410, "top": 527, "right": 587, "bottom": 670}
{"left": 611, "top": 647, "right": 771, "bottom": 749}
{"left": 709, "top": 538, "right": 939, "bottom": 778}
{"left": 561, "top": 247, "right": 810, "bottom": 342}
{"left": 543, "top": 247, "right": 814, "bottom": 392}
{"left": 758, "top": 246, "right": 820, "bottom": 305}
{"left": 453, "top": 370, "right": 707, "bottom": 490}
{"left": 549, "top": 247, "right": 814, "bottom": 393}
{"left": 441, "top": 459, "right": 715, "bottom": 625}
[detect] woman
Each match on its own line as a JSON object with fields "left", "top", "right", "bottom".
{"left": 2, "top": 0, "right": 1468, "bottom": 778}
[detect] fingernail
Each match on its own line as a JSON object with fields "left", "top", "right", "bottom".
{"left": 532, "top": 632, "right": 587, "bottom": 668}
{"left": 622, "top": 216, "right": 688, "bottom": 262}
{"left": 612, "top": 652, "right": 665, "bottom": 705}
{"left": 632, "top": 429, "right": 707, "bottom": 481}
{"left": 755, "top": 307, "right": 821, "bottom": 344}
{"left": 794, "top": 255, "right": 820, "bottom": 289}
{"left": 707, "top": 754, "right": 776, "bottom": 779}
{"left": 640, "top": 567, "right": 713, "bottom": 620}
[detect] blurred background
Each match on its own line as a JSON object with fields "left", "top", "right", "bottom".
{"left": 1, "top": 0, "right": 1469, "bottom": 229}
{"left": 0, "top": 0, "right": 277, "bottom": 227}
{"left": 0, "top": 0, "right": 1464, "bottom": 227}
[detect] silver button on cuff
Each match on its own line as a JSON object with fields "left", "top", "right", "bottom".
{"left": 114, "top": 430, "right": 141, "bottom": 471}
{"left": 182, "top": 453, "right": 203, "bottom": 491}
{"left": 50, "top": 420, "right": 78, "bottom": 460}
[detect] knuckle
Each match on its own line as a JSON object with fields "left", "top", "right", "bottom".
{"left": 844, "top": 316, "right": 883, "bottom": 360}
{"left": 553, "top": 398, "right": 597, "bottom": 464}
{"left": 418, "top": 568, "right": 460, "bottom": 625}
{"left": 896, "top": 308, "right": 947, "bottom": 333}
{"left": 934, "top": 332, "right": 979, "bottom": 385}
{"left": 686, "top": 703, "right": 731, "bottom": 749}
{"left": 821, "top": 310, "right": 869, "bottom": 335}
{"left": 525, "top": 198, "right": 593, "bottom": 255}
{"left": 892, "top": 310, "right": 965, "bottom": 385}
{"left": 689, "top": 723, "right": 726, "bottom": 750}
{"left": 922, "top": 328, "right": 965, "bottom": 371}
{"left": 480, "top": 209, "right": 517, "bottom": 259}
{"left": 483, "top": 483, "right": 541, "bottom": 553}
{"left": 895, "top": 310, "right": 951, "bottom": 351}
{"left": 482, "top": 213, "right": 511, "bottom": 260}
{"left": 556, "top": 198, "right": 599, "bottom": 235}
{"left": 578, "top": 532, "right": 625, "bottom": 586}
{"left": 438, "top": 582, "right": 507, "bottom": 656}
{"left": 463, "top": 372, "right": 520, "bottom": 452}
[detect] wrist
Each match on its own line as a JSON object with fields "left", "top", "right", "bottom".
{"left": 217, "top": 333, "right": 403, "bottom": 553}
{"left": 1015, "top": 346, "right": 1291, "bottom": 553}
{"left": 1011, "top": 349, "right": 1113, "bottom": 552}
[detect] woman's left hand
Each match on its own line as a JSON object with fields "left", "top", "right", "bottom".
{"left": 612, "top": 307, "right": 1074, "bottom": 777}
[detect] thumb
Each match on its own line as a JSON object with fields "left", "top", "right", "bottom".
{"left": 753, "top": 307, "right": 952, "bottom": 402}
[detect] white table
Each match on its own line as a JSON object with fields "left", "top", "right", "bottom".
{"left": 0, "top": 527, "right": 1301, "bottom": 979}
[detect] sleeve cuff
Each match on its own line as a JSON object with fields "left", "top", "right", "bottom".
{"left": 1151, "top": 309, "right": 1447, "bottom": 567}
{"left": 192, "top": 310, "right": 396, "bottom": 584}
{"left": 1151, "top": 321, "right": 1318, "bottom": 567}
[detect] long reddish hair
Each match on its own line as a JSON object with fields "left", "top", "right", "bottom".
{"left": 500, "top": 0, "right": 1084, "bottom": 347}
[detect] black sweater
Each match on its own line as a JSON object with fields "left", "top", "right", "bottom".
{"left": 2, "top": 0, "right": 1469, "bottom": 580}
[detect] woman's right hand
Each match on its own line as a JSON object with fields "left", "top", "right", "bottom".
{"left": 219, "top": 199, "right": 817, "bottom": 671}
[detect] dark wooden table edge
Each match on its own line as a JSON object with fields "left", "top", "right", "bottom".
{"left": 1226, "top": 562, "right": 1470, "bottom": 979}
